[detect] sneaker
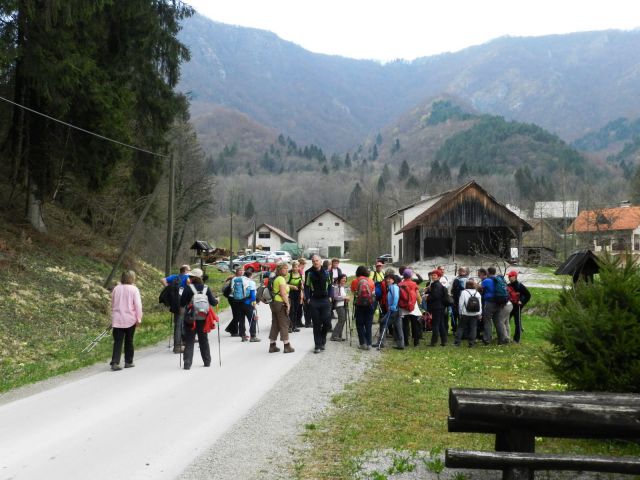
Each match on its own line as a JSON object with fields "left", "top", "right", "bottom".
{"left": 313, "top": 348, "right": 321, "bottom": 354}
{"left": 241, "top": 336, "right": 249, "bottom": 342}
{"left": 319, "top": 345, "right": 325, "bottom": 351}
{"left": 124, "top": 362, "right": 135, "bottom": 368}
{"left": 111, "top": 364, "right": 122, "bottom": 371}
{"left": 330, "top": 337, "right": 342, "bottom": 342}
{"left": 283, "top": 343, "right": 295, "bottom": 353}
{"left": 269, "top": 343, "right": 280, "bottom": 353}
{"left": 250, "top": 337, "right": 261, "bottom": 342}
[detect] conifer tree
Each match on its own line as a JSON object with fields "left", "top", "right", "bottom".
{"left": 376, "top": 176, "right": 386, "bottom": 194}
{"left": 399, "top": 160, "right": 410, "bottom": 179}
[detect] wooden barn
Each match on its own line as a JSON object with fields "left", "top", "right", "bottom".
{"left": 395, "top": 181, "right": 533, "bottom": 262}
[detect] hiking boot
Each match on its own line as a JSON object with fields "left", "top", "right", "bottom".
{"left": 241, "top": 336, "right": 249, "bottom": 342}
{"left": 124, "top": 362, "right": 135, "bottom": 368}
{"left": 111, "top": 364, "right": 122, "bottom": 371}
{"left": 204, "top": 362, "right": 211, "bottom": 367}
{"left": 269, "top": 343, "right": 280, "bottom": 353}
{"left": 250, "top": 336, "right": 261, "bottom": 342}
{"left": 183, "top": 365, "right": 191, "bottom": 370}
{"left": 283, "top": 343, "right": 295, "bottom": 354}
{"left": 313, "top": 348, "right": 321, "bottom": 354}
{"left": 173, "top": 345, "right": 184, "bottom": 354}
{"left": 292, "top": 327, "right": 300, "bottom": 332}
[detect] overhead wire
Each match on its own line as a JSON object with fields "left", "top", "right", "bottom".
{"left": 0, "top": 94, "right": 168, "bottom": 158}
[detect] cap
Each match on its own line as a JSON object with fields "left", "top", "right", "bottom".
{"left": 507, "top": 271, "right": 518, "bottom": 278}
{"left": 190, "top": 268, "right": 204, "bottom": 278}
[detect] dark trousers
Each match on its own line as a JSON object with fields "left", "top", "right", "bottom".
{"left": 236, "top": 302, "right": 256, "bottom": 337}
{"left": 354, "top": 304, "right": 374, "bottom": 347}
{"left": 510, "top": 304, "right": 523, "bottom": 343}
{"left": 309, "top": 298, "right": 331, "bottom": 348}
{"left": 430, "top": 308, "right": 447, "bottom": 346}
{"left": 402, "top": 314, "right": 423, "bottom": 346}
{"left": 302, "top": 301, "right": 311, "bottom": 327}
{"left": 227, "top": 301, "right": 243, "bottom": 335}
{"left": 183, "top": 320, "right": 211, "bottom": 367}
{"left": 455, "top": 315, "right": 479, "bottom": 346}
{"left": 172, "top": 311, "right": 183, "bottom": 346}
{"left": 111, "top": 324, "right": 136, "bottom": 365}
{"left": 289, "top": 291, "right": 302, "bottom": 328}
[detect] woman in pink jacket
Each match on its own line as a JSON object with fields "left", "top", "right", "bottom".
{"left": 110, "top": 270, "right": 143, "bottom": 371}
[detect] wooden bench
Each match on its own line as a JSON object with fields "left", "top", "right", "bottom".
{"left": 445, "top": 388, "right": 640, "bottom": 480}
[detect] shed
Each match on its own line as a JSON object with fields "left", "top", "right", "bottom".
{"left": 297, "top": 209, "right": 360, "bottom": 258}
{"left": 396, "top": 181, "right": 533, "bottom": 262}
{"left": 245, "top": 223, "right": 295, "bottom": 252}
{"left": 555, "top": 249, "right": 599, "bottom": 283}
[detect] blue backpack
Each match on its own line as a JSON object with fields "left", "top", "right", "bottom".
{"left": 492, "top": 276, "right": 508, "bottom": 306}
{"left": 232, "top": 277, "right": 248, "bottom": 301}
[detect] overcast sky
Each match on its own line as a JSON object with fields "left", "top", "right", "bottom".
{"left": 185, "top": 0, "right": 640, "bottom": 61}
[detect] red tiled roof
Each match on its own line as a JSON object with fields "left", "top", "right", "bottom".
{"left": 568, "top": 206, "right": 640, "bottom": 233}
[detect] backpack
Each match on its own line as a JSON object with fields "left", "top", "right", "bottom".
{"left": 222, "top": 280, "right": 232, "bottom": 299}
{"left": 492, "top": 276, "right": 508, "bottom": 306}
{"left": 443, "top": 287, "right": 454, "bottom": 307}
{"left": 187, "top": 284, "right": 209, "bottom": 321}
{"left": 257, "top": 275, "right": 275, "bottom": 303}
{"left": 507, "top": 284, "right": 520, "bottom": 305}
{"left": 159, "top": 277, "right": 180, "bottom": 314}
{"left": 232, "top": 276, "right": 249, "bottom": 301}
{"left": 421, "top": 311, "right": 433, "bottom": 331}
{"left": 398, "top": 282, "right": 417, "bottom": 311}
{"left": 465, "top": 291, "right": 481, "bottom": 313}
{"left": 355, "top": 278, "right": 374, "bottom": 307}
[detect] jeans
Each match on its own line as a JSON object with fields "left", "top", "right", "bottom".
{"left": 111, "top": 324, "right": 136, "bottom": 365}
{"left": 237, "top": 302, "right": 257, "bottom": 337}
{"left": 183, "top": 320, "right": 211, "bottom": 367}
{"left": 354, "top": 304, "right": 374, "bottom": 346}
{"left": 309, "top": 298, "right": 331, "bottom": 348}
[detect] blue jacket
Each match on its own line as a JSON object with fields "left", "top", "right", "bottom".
{"left": 386, "top": 283, "right": 399, "bottom": 312}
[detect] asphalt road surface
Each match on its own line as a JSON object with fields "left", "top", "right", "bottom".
{"left": 0, "top": 261, "right": 360, "bottom": 480}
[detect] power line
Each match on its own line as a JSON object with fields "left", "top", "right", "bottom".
{"left": 0, "top": 94, "right": 168, "bottom": 158}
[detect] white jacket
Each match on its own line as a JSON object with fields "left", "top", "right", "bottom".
{"left": 459, "top": 288, "right": 482, "bottom": 316}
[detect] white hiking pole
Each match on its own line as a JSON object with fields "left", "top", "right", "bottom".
{"left": 82, "top": 326, "right": 111, "bottom": 353}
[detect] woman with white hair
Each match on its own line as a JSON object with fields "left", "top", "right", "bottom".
{"left": 110, "top": 270, "right": 143, "bottom": 371}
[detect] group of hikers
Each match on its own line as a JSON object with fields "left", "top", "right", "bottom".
{"left": 108, "top": 256, "right": 531, "bottom": 370}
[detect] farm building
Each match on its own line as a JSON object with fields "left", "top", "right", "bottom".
{"left": 296, "top": 209, "right": 360, "bottom": 258}
{"left": 395, "top": 181, "right": 533, "bottom": 262}
{"left": 567, "top": 204, "right": 640, "bottom": 253}
{"left": 245, "top": 223, "right": 295, "bottom": 252}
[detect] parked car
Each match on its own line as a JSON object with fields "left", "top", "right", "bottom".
{"left": 376, "top": 254, "right": 393, "bottom": 264}
{"left": 232, "top": 253, "right": 277, "bottom": 273}
{"left": 270, "top": 251, "right": 292, "bottom": 263}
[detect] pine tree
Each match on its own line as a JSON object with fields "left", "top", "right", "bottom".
{"left": 406, "top": 175, "right": 420, "bottom": 189}
{"left": 344, "top": 153, "right": 352, "bottom": 168}
{"left": 382, "top": 164, "right": 391, "bottom": 182}
{"left": 244, "top": 198, "right": 255, "bottom": 219}
{"left": 371, "top": 144, "right": 378, "bottom": 161}
{"left": 376, "top": 176, "right": 386, "bottom": 194}
{"left": 348, "top": 182, "right": 363, "bottom": 211}
{"left": 399, "top": 160, "right": 410, "bottom": 179}
{"left": 322, "top": 165, "right": 329, "bottom": 175}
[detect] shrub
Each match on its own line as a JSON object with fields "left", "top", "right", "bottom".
{"left": 544, "top": 254, "right": 640, "bottom": 392}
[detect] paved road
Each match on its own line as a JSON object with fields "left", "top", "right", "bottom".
{"left": 0, "top": 261, "right": 359, "bottom": 480}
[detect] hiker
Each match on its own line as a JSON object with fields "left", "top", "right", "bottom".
{"left": 455, "top": 280, "right": 482, "bottom": 347}
{"left": 385, "top": 273, "right": 403, "bottom": 349}
{"left": 179, "top": 268, "right": 218, "bottom": 370}
{"left": 507, "top": 271, "right": 531, "bottom": 343}
{"left": 298, "top": 258, "right": 311, "bottom": 328}
{"left": 399, "top": 265, "right": 425, "bottom": 285}
{"left": 480, "top": 266, "right": 509, "bottom": 345}
{"left": 110, "top": 270, "right": 142, "bottom": 371}
{"left": 161, "top": 264, "right": 190, "bottom": 353}
{"left": 330, "top": 274, "right": 349, "bottom": 341}
{"left": 227, "top": 267, "right": 250, "bottom": 339}
{"left": 450, "top": 266, "right": 470, "bottom": 335}
{"left": 269, "top": 262, "right": 295, "bottom": 353}
{"left": 351, "top": 265, "right": 376, "bottom": 350}
{"left": 287, "top": 260, "right": 304, "bottom": 332}
{"left": 369, "top": 261, "right": 386, "bottom": 314}
{"left": 242, "top": 270, "right": 261, "bottom": 342}
{"left": 305, "top": 255, "right": 333, "bottom": 353}
{"left": 425, "top": 269, "right": 447, "bottom": 346}
{"left": 329, "top": 258, "right": 342, "bottom": 320}
{"left": 399, "top": 268, "right": 422, "bottom": 347}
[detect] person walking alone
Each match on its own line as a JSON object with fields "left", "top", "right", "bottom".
{"left": 110, "top": 270, "right": 143, "bottom": 371}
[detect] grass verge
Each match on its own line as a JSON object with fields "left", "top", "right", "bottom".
{"left": 294, "top": 288, "right": 640, "bottom": 479}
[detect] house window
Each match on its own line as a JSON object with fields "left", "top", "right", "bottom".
{"left": 393, "top": 245, "right": 396, "bottom": 255}
{"left": 259, "top": 232, "right": 270, "bottom": 239}
{"left": 635, "top": 234, "right": 640, "bottom": 251}
{"left": 335, "top": 222, "right": 339, "bottom": 226}
{"left": 318, "top": 222, "right": 323, "bottom": 226}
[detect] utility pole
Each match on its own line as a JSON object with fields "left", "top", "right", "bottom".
{"left": 164, "top": 152, "right": 175, "bottom": 276}
{"left": 252, "top": 215, "right": 257, "bottom": 254}
{"left": 228, "top": 208, "right": 234, "bottom": 271}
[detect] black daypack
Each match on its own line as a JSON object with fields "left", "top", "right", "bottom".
{"left": 465, "top": 291, "right": 481, "bottom": 313}
{"left": 159, "top": 277, "right": 180, "bottom": 314}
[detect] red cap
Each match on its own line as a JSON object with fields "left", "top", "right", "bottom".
{"left": 507, "top": 271, "right": 518, "bottom": 277}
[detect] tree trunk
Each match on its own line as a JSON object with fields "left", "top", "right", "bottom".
{"left": 26, "top": 172, "right": 47, "bottom": 233}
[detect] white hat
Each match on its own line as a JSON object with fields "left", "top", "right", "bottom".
{"left": 190, "top": 268, "right": 203, "bottom": 278}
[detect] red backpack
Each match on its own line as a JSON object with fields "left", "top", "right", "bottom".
{"left": 355, "top": 278, "right": 374, "bottom": 306}
{"left": 398, "top": 281, "right": 417, "bottom": 311}
{"left": 507, "top": 284, "right": 520, "bottom": 305}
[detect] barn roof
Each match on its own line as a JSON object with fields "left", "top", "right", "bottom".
{"left": 398, "top": 180, "right": 533, "bottom": 234}
{"left": 568, "top": 206, "right": 640, "bottom": 233}
{"left": 245, "top": 223, "right": 295, "bottom": 242}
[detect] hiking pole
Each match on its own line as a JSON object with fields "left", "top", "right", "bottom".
{"left": 376, "top": 312, "right": 391, "bottom": 350}
{"left": 82, "top": 326, "right": 111, "bottom": 353}
{"left": 216, "top": 306, "right": 222, "bottom": 366}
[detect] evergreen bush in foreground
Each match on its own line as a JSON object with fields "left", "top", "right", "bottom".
{"left": 544, "top": 255, "right": 640, "bottom": 392}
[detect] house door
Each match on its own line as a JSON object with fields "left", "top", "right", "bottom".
{"left": 399, "top": 239, "right": 403, "bottom": 262}
{"left": 328, "top": 246, "right": 341, "bottom": 258}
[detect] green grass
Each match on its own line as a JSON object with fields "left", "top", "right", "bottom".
{"left": 293, "top": 288, "right": 640, "bottom": 479}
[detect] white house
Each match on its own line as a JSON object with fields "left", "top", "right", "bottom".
{"left": 245, "top": 223, "right": 295, "bottom": 252}
{"left": 386, "top": 193, "right": 447, "bottom": 263}
{"left": 296, "top": 209, "right": 360, "bottom": 258}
